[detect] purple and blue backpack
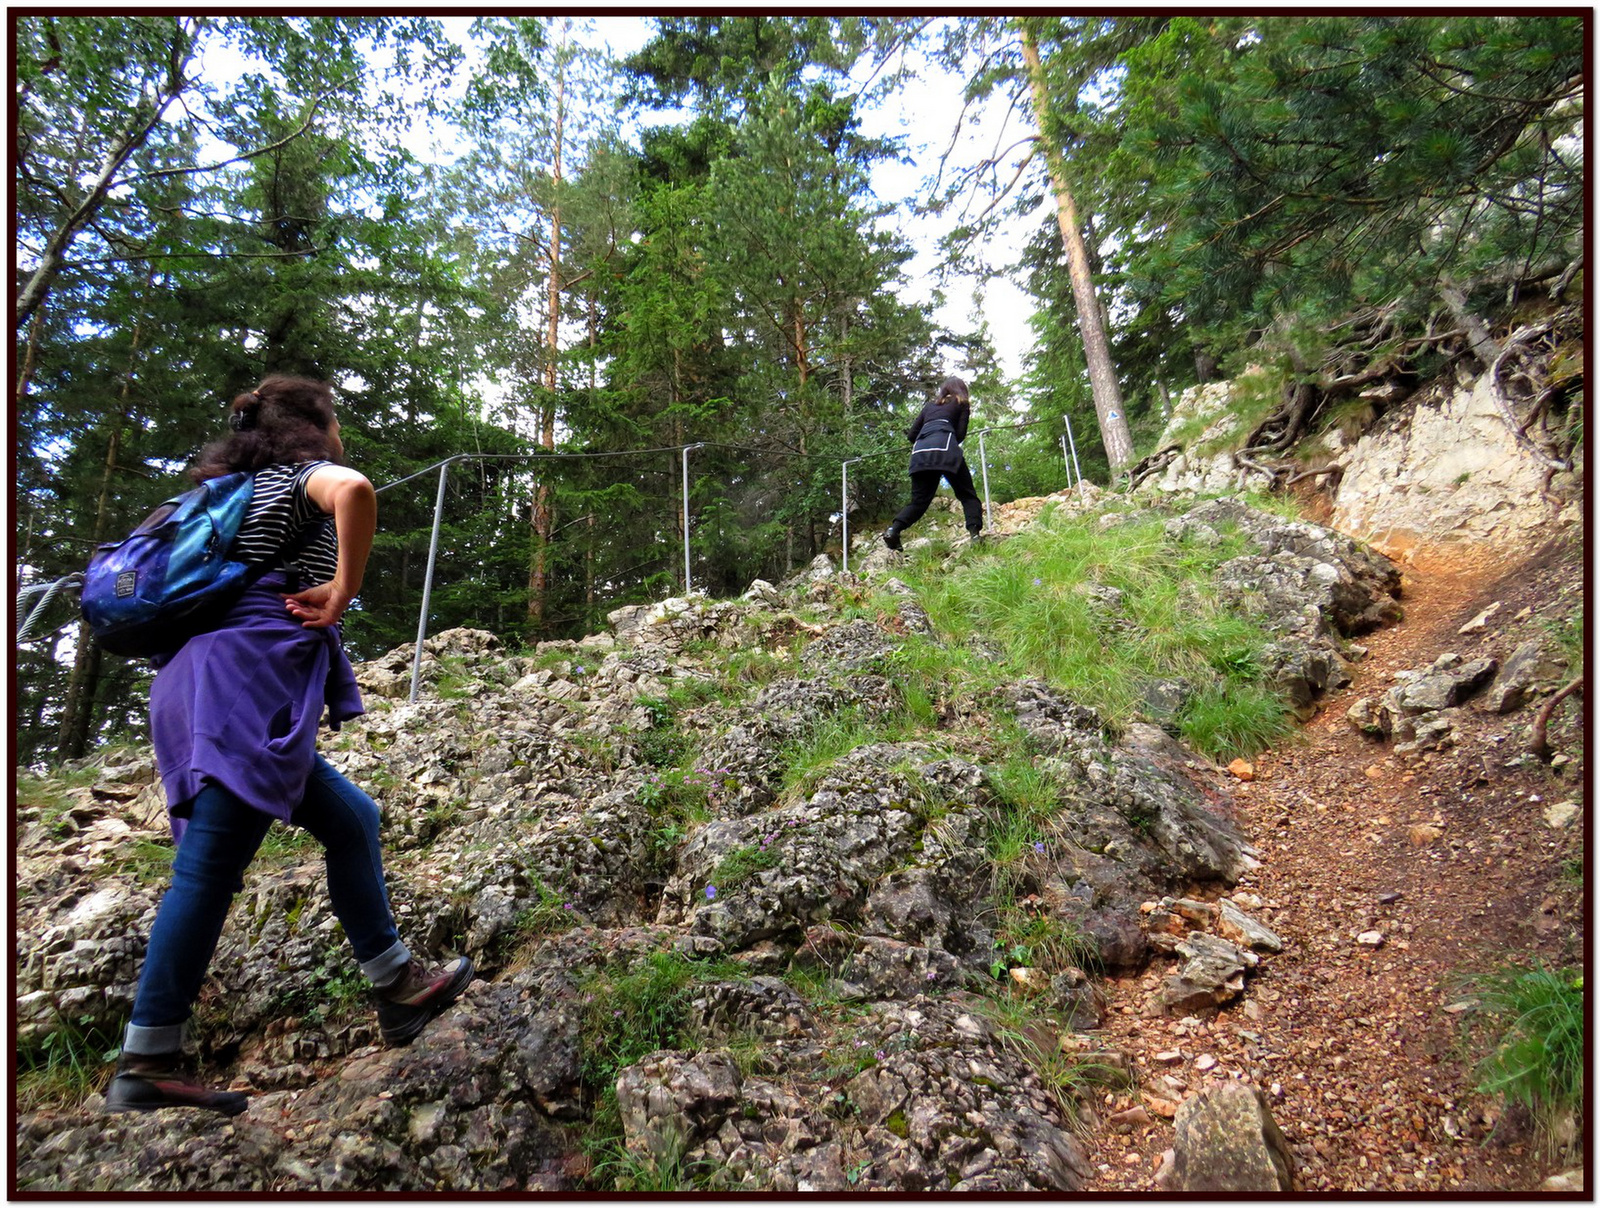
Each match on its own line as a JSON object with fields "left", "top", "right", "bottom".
{"left": 81, "top": 472, "right": 261, "bottom": 657}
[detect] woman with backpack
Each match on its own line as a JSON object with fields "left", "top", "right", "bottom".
{"left": 106, "top": 375, "right": 473, "bottom": 1117}
{"left": 882, "top": 375, "right": 984, "bottom": 550}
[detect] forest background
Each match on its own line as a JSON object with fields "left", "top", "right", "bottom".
{"left": 13, "top": 15, "right": 1584, "bottom": 767}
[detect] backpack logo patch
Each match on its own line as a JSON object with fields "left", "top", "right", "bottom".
{"left": 115, "top": 570, "right": 137, "bottom": 598}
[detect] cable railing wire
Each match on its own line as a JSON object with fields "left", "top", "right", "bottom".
{"left": 17, "top": 411, "right": 1088, "bottom": 702}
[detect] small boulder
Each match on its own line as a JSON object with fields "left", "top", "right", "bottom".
{"left": 1157, "top": 933, "right": 1256, "bottom": 1013}
{"left": 1166, "top": 1081, "right": 1293, "bottom": 1192}
{"left": 1484, "top": 638, "right": 1569, "bottom": 714}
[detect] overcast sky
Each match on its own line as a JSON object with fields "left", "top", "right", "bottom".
{"left": 425, "top": 16, "right": 1045, "bottom": 380}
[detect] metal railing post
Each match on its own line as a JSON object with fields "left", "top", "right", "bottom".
{"left": 681, "top": 443, "right": 698, "bottom": 595}
{"left": 977, "top": 429, "right": 993, "bottom": 532}
{"left": 1060, "top": 434, "right": 1073, "bottom": 488}
{"left": 1063, "top": 413, "right": 1083, "bottom": 488}
{"left": 841, "top": 457, "right": 868, "bottom": 574}
{"left": 841, "top": 460, "right": 851, "bottom": 574}
{"left": 409, "top": 458, "right": 452, "bottom": 703}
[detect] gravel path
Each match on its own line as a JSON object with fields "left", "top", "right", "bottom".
{"left": 1082, "top": 553, "right": 1584, "bottom": 1193}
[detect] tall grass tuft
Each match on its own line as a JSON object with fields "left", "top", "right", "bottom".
{"left": 1465, "top": 963, "right": 1584, "bottom": 1149}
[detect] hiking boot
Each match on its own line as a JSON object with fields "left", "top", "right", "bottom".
{"left": 104, "top": 1053, "right": 248, "bottom": 1117}
{"left": 375, "top": 956, "right": 475, "bottom": 1046}
{"left": 882, "top": 527, "right": 903, "bottom": 552}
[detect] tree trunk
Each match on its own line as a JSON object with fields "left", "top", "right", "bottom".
{"left": 59, "top": 412, "right": 124, "bottom": 758}
{"left": 1154, "top": 379, "right": 1172, "bottom": 422}
{"left": 528, "top": 47, "right": 567, "bottom": 631}
{"left": 15, "top": 306, "right": 48, "bottom": 410}
{"left": 1020, "top": 24, "right": 1134, "bottom": 474}
{"left": 58, "top": 284, "right": 151, "bottom": 759}
{"left": 839, "top": 308, "right": 853, "bottom": 423}
{"left": 56, "top": 635, "right": 103, "bottom": 760}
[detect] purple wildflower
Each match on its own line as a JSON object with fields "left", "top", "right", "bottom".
{"left": 1033, "top": 841, "right": 1045, "bottom": 853}
{"left": 705, "top": 884, "right": 717, "bottom": 900}
{"left": 1033, "top": 577, "right": 1042, "bottom": 587}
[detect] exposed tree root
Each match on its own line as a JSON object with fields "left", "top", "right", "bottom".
{"left": 1529, "top": 676, "right": 1584, "bottom": 762}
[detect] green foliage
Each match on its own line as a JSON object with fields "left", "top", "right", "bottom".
{"left": 972, "top": 987, "right": 1120, "bottom": 1128}
{"left": 708, "top": 844, "right": 782, "bottom": 891}
{"left": 16, "top": 1016, "right": 122, "bottom": 1113}
{"left": 899, "top": 509, "right": 1289, "bottom": 760}
{"left": 992, "top": 909, "right": 1097, "bottom": 977}
{"left": 577, "top": 950, "right": 762, "bottom": 1188}
{"left": 1109, "top": 16, "right": 1582, "bottom": 343}
{"left": 579, "top": 951, "right": 697, "bottom": 1087}
{"left": 1463, "top": 964, "right": 1584, "bottom": 1147}
{"left": 1177, "top": 680, "right": 1294, "bottom": 764}
{"left": 778, "top": 708, "right": 899, "bottom": 800}
{"left": 256, "top": 823, "right": 320, "bottom": 864}
{"left": 120, "top": 839, "right": 176, "bottom": 886}
{"left": 1544, "top": 605, "right": 1584, "bottom": 679}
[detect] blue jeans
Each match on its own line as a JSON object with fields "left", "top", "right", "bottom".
{"left": 123, "top": 755, "right": 410, "bottom": 1056}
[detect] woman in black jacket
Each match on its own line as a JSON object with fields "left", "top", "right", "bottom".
{"left": 883, "top": 376, "right": 984, "bottom": 550}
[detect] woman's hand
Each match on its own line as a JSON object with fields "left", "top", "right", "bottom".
{"left": 284, "top": 581, "right": 354, "bottom": 629}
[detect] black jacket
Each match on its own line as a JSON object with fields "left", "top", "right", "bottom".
{"left": 906, "top": 396, "right": 971, "bottom": 446}
{"left": 906, "top": 396, "right": 971, "bottom": 474}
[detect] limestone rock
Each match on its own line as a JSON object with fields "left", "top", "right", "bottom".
{"left": 1485, "top": 638, "right": 1569, "bottom": 713}
{"left": 1331, "top": 371, "right": 1566, "bottom": 569}
{"left": 1216, "top": 900, "right": 1285, "bottom": 954}
{"left": 1158, "top": 933, "right": 1256, "bottom": 1013}
{"left": 1167, "top": 1081, "right": 1293, "bottom": 1192}
{"left": 1386, "top": 654, "right": 1497, "bottom": 713}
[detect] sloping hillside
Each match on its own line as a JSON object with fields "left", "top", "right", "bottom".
{"left": 15, "top": 457, "right": 1582, "bottom": 1192}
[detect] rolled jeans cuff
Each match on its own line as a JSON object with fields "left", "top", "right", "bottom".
{"left": 123, "top": 1021, "right": 186, "bottom": 1057}
{"left": 361, "top": 939, "right": 411, "bottom": 987}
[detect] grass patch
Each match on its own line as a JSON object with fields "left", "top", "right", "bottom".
{"left": 989, "top": 909, "right": 1097, "bottom": 979}
{"left": 121, "top": 838, "right": 175, "bottom": 886}
{"left": 708, "top": 844, "right": 782, "bottom": 891}
{"left": 972, "top": 989, "right": 1120, "bottom": 1130}
{"left": 1177, "top": 679, "right": 1294, "bottom": 763}
{"left": 16, "top": 1016, "right": 122, "bottom": 1112}
{"left": 778, "top": 708, "right": 899, "bottom": 800}
{"left": 1544, "top": 604, "right": 1584, "bottom": 679}
{"left": 578, "top": 950, "right": 754, "bottom": 1189}
{"left": 1462, "top": 963, "right": 1584, "bottom": 1150}
{"left": 256, "top": 822, "right": 319, "bottom": 864}
{"left": 898, "top": 510, "right": 1293, "bottom": 761}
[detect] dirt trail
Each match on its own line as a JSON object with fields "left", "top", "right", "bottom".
{"left": 1083, "top": 557, "right": 1583, "bottom": 1193}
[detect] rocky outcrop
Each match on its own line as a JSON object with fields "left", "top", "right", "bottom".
{"left": 1138, "top": 365, "right": 1582, "bottom": 573}
{"left": 14, "top": 497, "right": 1391, "bottom": 1192}
{"left": 1330, "top": 373, "right": 1581, "bottom": 570}
{"left": 1172, "top": 498, "right": 1402, "bottom": 719}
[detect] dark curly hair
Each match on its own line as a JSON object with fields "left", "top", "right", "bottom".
{"left": 190, "top": 375, "right": 340, "bottom": 483}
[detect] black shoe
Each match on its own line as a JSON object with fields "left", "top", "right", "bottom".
{"left": 375, "top": 956, "right": 475, "bottom": 1046}
{"left": 104, "top": 1053, "right": 248, "bottom": 1117}
{"left": 882, "top": 528, "right": 903, "bottom": 551}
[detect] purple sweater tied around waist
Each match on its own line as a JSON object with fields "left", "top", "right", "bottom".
{"left": 149, "top": 573, "right": 364, "bottom": 844}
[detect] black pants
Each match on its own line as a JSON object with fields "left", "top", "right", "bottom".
{"left": 892, "top": 462, "right": 983, "bottom": 534}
